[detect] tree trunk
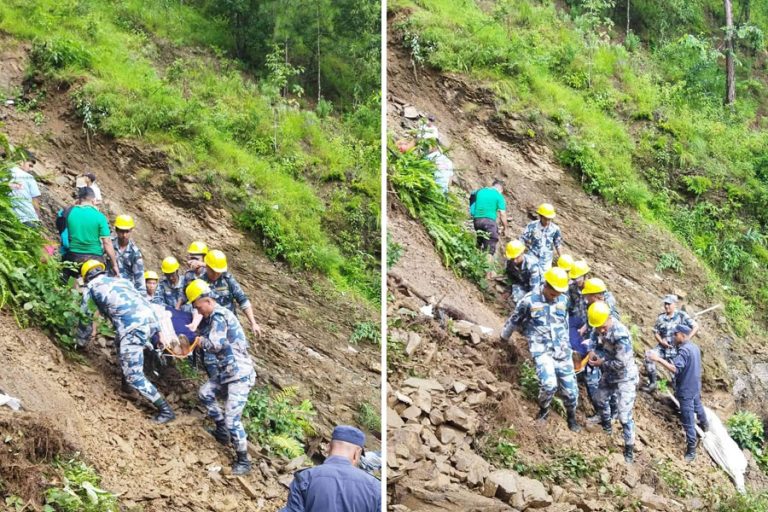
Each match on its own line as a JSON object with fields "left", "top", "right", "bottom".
{"left": 626, "top": 0, "right": 630, "bottom": 35}
{"left": 724, "top": 0, "right": 736, "bottom": 106}
{"left": 317, "top": 3, "right": 322, "bottom": 103}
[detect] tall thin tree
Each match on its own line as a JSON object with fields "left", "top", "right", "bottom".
{"left": 724, "top": 0, "right": 736, "bottom": 106}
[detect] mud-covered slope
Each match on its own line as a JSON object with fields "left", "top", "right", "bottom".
{"left": 386, "top": 20, "right": 768, "bottom": 510}
{"left": 0, "top": 36, "right": 379, "bottom": 510}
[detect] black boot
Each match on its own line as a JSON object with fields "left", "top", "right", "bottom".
{"left": 535, "top": 407, "right": 550, "bottom": 423}
{"left": 641, "top": 373, "right": 657, "bottom": 393}
{"left": 566, "top": 408, "right": 581, "bottom": 433}
{"left": 684, "top": 445, "right": 696, "bottom": 462}
{"left": 208, "top": 421, "right": 230, "bottom": 445}
{"left": 152, "top": 398, "right": 176, "bottom": 424}
{"left": 601, "top": 418, "right": 613, "bottom": 434}
{"left": 232, "top": 450, "right": 252, "bottom": 475}
{"left": 624, "top": 444, "right": 634, "bottom": 463}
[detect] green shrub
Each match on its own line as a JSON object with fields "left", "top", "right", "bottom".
{"left": 389, "top": 145, "right": 489, "bottom": 284}
{"left": 44, "top": 457, "right": 118, "bottom": 512}
{"left": 726, "top": 411, "right": 765, "bottom": 455}
{"left": 242, "top": 386, "right": 317, "bottom": 459}
{"left": 717, "top": 491, "right": 768, "bottom": 511}
{"left": 356, "top": 402, "right": 381, "bottom": 434}
{"left": 656, "top": 252, "right": 683, "bottom": 274}
{"left": 30, "top": 37, "right": 91, "bottom": 72}
{"left": 350, "top": 321, "right": 381, "bottom": 345}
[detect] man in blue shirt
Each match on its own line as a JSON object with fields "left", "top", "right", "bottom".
{"left": 649, "top": 324, "right": 708, "bottom": 462}
{"left": 281, "top": 425, "right": 381, "bottom": 512}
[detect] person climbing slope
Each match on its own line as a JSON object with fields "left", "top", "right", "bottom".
{"left": 648, "top": 324, "right": 709, "bottom": 462}
{"left": 642, "top": 295, "right": 698, "bottom": 392}
{"left": 76, "top": 260, "right": 175, "bottom": 424}
{"left": 587, "top": 301, "right": 638, "bottom": 463}
{"left": 186, "top": 279, "right": 256, "bottom": 475}
{"left": 520, "top": 203, "right": 563, "bottom": 272}
{"left": 501, "top": 267, "right": 581, "bottom": 432}
{"left": 504, "top": 239, "right": 541, "bottom": 305}
{"left": 8, "top": 149, "right": 42, "bottom": 229}
{"left": 470, "top": 179, "right": 508, "bottom": 258}
{"left": 107, "top": 214, "right": 146, "bottom": 294}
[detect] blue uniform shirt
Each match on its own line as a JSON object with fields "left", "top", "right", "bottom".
{"left": 280, "top": 456, "right": 381, "bottom": 512}
{"left": 673, "top": 342, "right": 703, "bottom": 399}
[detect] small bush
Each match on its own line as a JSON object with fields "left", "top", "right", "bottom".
{"left": 727, "top": 411, "right": 765, "bottom": 455}
{"left": 350, "top": 321, "right": 380, "bottom": 345}
{"left": 655, "top": 458, "right": 697, "bottom": 497}
{"left": 30, "top": 37, "right": 92, "bottom": 72}
{"left": 387, "top": 234, "right": 404, "bottom": 268}
{"left": 242, "top": 386, "right": 317, "bottom": 459}
{"left": 356, "top": 402, "right": 381, "bottom": 435}
{"left": 656, "top": 252, "right": 683, "bottom": 274}
{"left": 45, "top": 457, "right": 118, "bottom": 512}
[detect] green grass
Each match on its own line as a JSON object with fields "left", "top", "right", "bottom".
{"left": 391, "top": 0, "right": 768, "bottom": 332}
{"left": 356, "top": 401, "right": 381, "bottom": 435}
{"left": 45, "top": 457, "right": 118, "bottom": 512}
{"left": 0, "top": 0, "right": 380, "bottom": 303}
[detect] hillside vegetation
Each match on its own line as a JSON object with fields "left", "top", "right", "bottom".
{"left": 0, "top": 0, "right": 381, "bottom": 301}
{"left": 391, "top": 0, "right": 768, "bottom": 332}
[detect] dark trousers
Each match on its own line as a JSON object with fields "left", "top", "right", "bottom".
{"left": 62, "top": 252, "right": 104, "bottom": 281}
{"left": 679, "top": 394, "right": 708, "bottom": 447}
{"left": 473, "top": 218, "right": 499, "bottom": 254}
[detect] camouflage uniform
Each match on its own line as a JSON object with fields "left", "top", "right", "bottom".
{"left": 108, "top": 238, "right": 146, "bottom": 294}
{"left": 197, "top": 305, "right": 256, "bottom": 452}
{"left": 505, "top": 253, "right": 542, "bottom": 304}
{"left": 76, "top": 274, "right": 161, "bottom": 403}
{"left": 152, "top": 277, "right": 184, "bottom": 309}
{"left": 590, "top": 319, "right": 639, "bottom": 446}
{"left": 502, "top": 292, "right": 578, "bottom": 410}
{"left": 645, "top": 310, "right": 696, "bottom": 379}
{"left": 583, "top": 290, "right": 621, "bottom": 398}
{"left": 202, "top": 272, "right": 251, "bottom": 314}
{"left": 520, "top": 220, "right": 563, "bottom": 272}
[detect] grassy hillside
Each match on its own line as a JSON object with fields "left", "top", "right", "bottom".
{"left": 391, "top": 0, "right": 768, "bottom": 332}
{"left": 0, "top": 0, "right": 380, "bottom": 302}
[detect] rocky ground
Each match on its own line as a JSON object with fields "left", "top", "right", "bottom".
{"left": 0, "top": 35, "right": 380, "bottom": 510}
{"left": 386, "top": 15, "right": 768, "bottom": 511}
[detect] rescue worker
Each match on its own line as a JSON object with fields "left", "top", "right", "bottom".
{"left": 642, "top": 295, "right": 698, "bottom": 392}
{"left": 580, "top": 277, "right": 620, "bottom": 419}
{"left": 587, "top": 301, "right": 638, "bottom": 463}
{"left": 144, "top": 271, "right": 159, "bottom": 300}
{"left": 520, "top": 203, "right": 563, "bottom": 272}
{"left": 648, "top": 324, "right": 709, "bottom": 462}
{"left": 566, "top": 259, "right": 590, "bottom": 357}
{"left": 470, "top": 179, "right": 508, "bottom": 256}
{"left": 153, "top": 256, "right": 184, "bottom": 308}
{"left": 200, "top": 249, "right": 262, "bottom": 339}
{"left": 107, "top": 214, "right": 146, "bottom": 294}
{"left": 186, "top": 279, "right": 256, "bottom": 475}
{"left": 177, "top": 241, "right": 209, "bottom": 308}
{"left": 504, "top": 240, "right": 541, "bottom": 305}
{"left": 280, "top": 425, "right": 381, "bottom": 512}
{"left": 557, "top": 254, "right": 574, "bottom": 272}
{"left": 501, "top": 267, "right": 581, "bottom": 432}
{"left": 75, "top": 260, "right": 175, "bottom": 423}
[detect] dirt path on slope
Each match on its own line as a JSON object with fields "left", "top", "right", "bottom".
{"left": 386, "top": 19, "right": 768, "bottom": 509}
{"left": 0, "top": 36, "right": 380, "bottom": 509}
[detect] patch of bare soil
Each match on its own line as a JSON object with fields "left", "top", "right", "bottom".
{"left": 386, "top": 15, "right": 767, "bottom": 510}
{"left": 0, "top": 35, "right": 380, "bottom": 510}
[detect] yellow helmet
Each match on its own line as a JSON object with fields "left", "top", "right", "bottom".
{"left": 543, "top": 267, "right": 569, "bottom": 293}
{"left": 557, "top": 254, "right": 574, "bottom": 271}
{"left": 569, "top": 259, "right": 590, "bottom": 280}
{"left": 187, "top": 241, "right": 209, "bottom": 255}
{"left": 505, "top": 240, "right": 526, "bottom": 260}
{"left": 144, "top": 270, "right": 159, "bottom": 281}
{"left": 536, "top": 203, "right": 556, "bottom": 219}
{"left": 161, "top": 256, "right": 180, "bottom": 274}
{"left": 185, "top": 279, "right": 211, "bottom": 303}
{"left": 588, "top": 301, "right": 611, "bottom": 328}
{"left": 582, "top": 277, "right": 607, "bottom": 295}
{"left": 80, "top": 259, "right": 106, "bottom": 279}
{"left": 114, "top": 214, "right": 135, "bottom": 230}
{"left": 204, "top": 249, "right": 228, "bottom": 273}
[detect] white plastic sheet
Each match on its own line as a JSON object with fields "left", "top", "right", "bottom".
{"left": 702, "top": 406, "right": 748, "bottom": 493}
{"left": 0, "top": 393, "right": 22, "bottom": 411}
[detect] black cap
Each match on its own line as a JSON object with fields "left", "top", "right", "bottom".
{"left": 78, "top": 186, "right": 96, "bottom": 200}
{"left": 23, "top": 149, "right": 36, "bottom": 163}
{"left": 85, "top": 172, "right": 97, "bottom": 182}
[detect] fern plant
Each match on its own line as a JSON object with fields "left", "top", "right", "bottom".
{"left": 243, "top": 385, "right": 317, "bottom": 458}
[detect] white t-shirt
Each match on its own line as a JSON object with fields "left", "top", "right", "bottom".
{"left": 426, "top": 150, "right": 454, "bottom": 193}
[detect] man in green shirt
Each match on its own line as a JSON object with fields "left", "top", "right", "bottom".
{"left": 470, "top": 179, "right": 508, "bottom": 255}
{"left": 62, "top": 187, "right": 119, "bottom": 281}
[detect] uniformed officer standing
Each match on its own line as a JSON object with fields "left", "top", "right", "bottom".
{"left": 187, "top": 279, "right": 257, "bottom": 475}
{"left": 587, "top": 301, "right": 638, "bottom": 463}
{"left": 501, "top": 267, "right": 581, "bottom": 432}
{"left": 153, "top": 256, "right": 184, "bottom": 308}
{"left": 504, "top": 240, "right": 541, "bottom": 305}
{"left": 280, "top": 425, "right": 381, "bottom": 512}
{"left": 520, "top": 203, "right": 563, "bottom": 272}
{"left": 76, "top": 260, "right": 175, "bottom": 424}
{"left": 642, "top": 295, "right": 698, "bottom": 392}
{"left": 648, "top": 324, "right": 709, "bottom": 461}
{"left": 107, "top": 214, "right": 147, "bottom": 294}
